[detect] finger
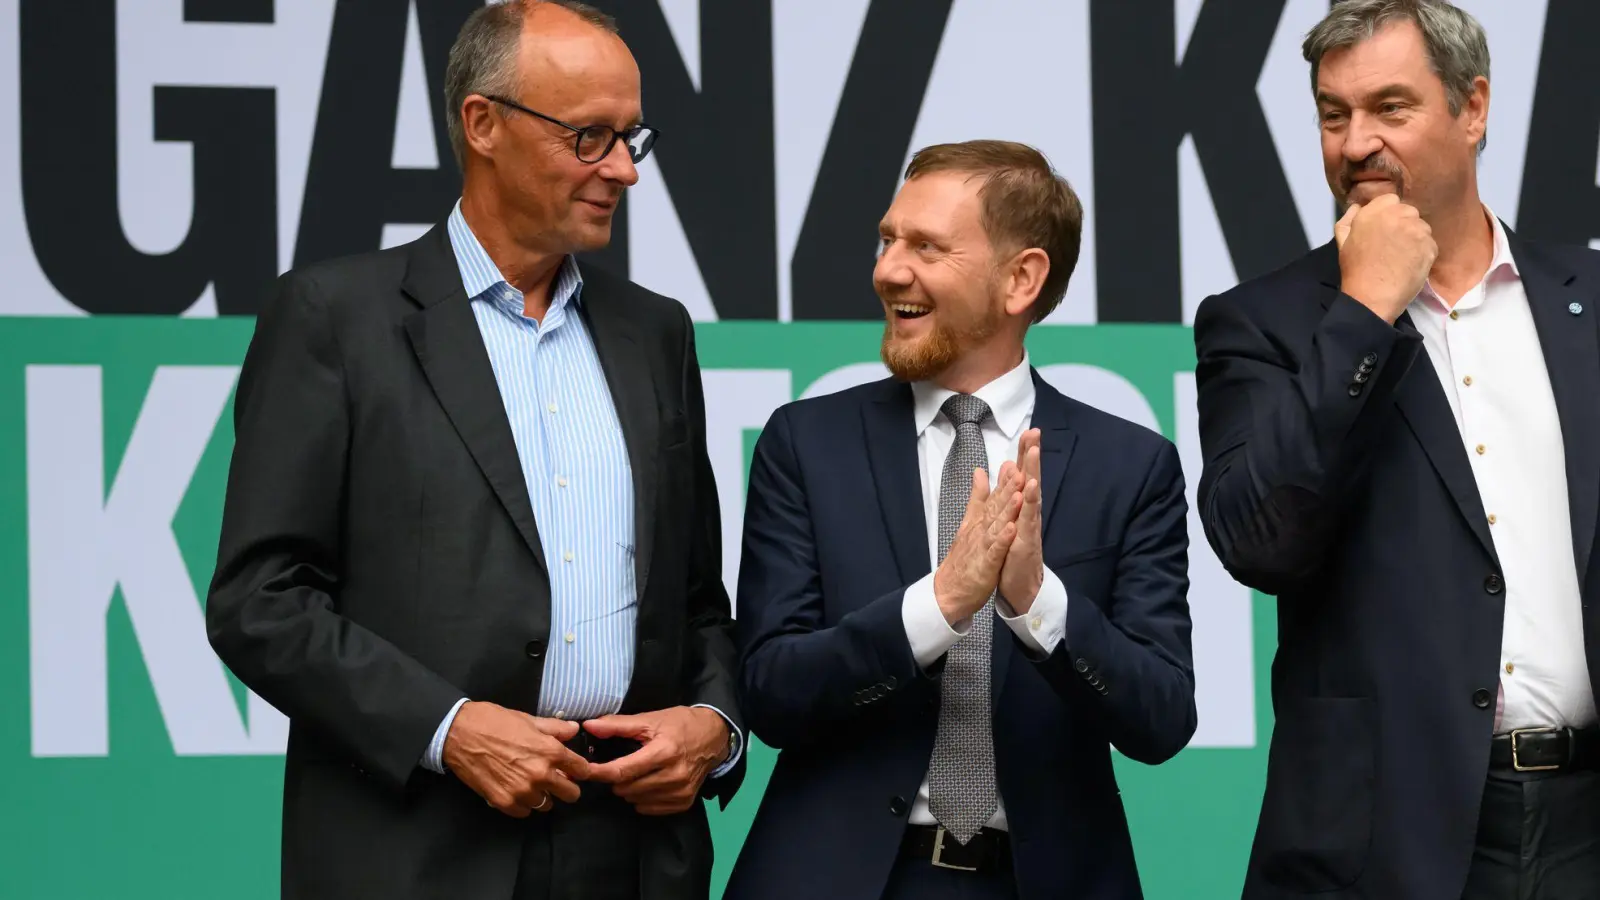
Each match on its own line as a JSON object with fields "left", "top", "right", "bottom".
{"left": 545, "top": 742, "right": 591, "bottom": 781}
{"left": 1024, "top": 433, "right": 1042, "bottom": 484}
{"left": 989, "top": 522, "right": 1018, "bottom": 562}
{"left": 543, "top": 767, "right": 583, "bottom": 804}
{"left": 586, "top": 742, "right": 672, "bottom": 784}
{"left": 1335, "top": 202, "right": 1360, "bottom": 247}
{"left": 530, "top": 716, "right": 580, "bottom": 741}
{"left": 489, "top": 789, "right": 533, "bottom": 819}
{"left": 965, "top": 466, "right": 990, "bottom": 521}
{"left": 580, "top": 714, "right": 651, "bottom": 741}
{"left": 611, "top": 764, "right": 683, "bottom": 801}
{"left": 634, "top": 796, "right": 695, "bottom": 816}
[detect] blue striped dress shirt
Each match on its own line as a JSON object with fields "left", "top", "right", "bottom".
{"left": 422, "top": 202, "right": 740, "bottom": 778}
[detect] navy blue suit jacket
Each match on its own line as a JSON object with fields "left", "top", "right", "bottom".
{"left": 724, "top": 370, "right": 1197, "bottom": 900}
{"left": 1193, "top": 232, "right": 1600, "bottom": 898}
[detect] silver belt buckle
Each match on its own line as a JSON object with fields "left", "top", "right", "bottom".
{"left": 930, "top": 826, "right": 979, "bottom": 871}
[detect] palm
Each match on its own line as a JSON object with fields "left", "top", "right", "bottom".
{"left": 999, "top": 432, "right": 1043, "bottom": 610}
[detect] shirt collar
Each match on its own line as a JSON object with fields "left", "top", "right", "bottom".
{"left": 1412, "top": 203, "right": 1518, "bottom": 314}
{"left": 445, "top": 199, "right": 584, "bottom": 313}
{"left": 910, "top": 352, "right": 1035, "bottom": 439}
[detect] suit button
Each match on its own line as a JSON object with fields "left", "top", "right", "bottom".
{"left": 1348, "top": 384, "right": 1363, "bottom": 397}
{"left": 889, "top": 796, "right": 908, "bottom": 816}
{"left": 1353, "top": 371, "right": 1369, "bottom": 383}
{"left": 1074, "top": 658, "right": 1090, "bottom": 673}
{"left": 525, "top": 639, "right": 545, "bottom": 658}
{"left": 1484, "top": 574, "right": 1503, "bottom": 594}
{"left": 1472, "top": 689, "right": 1492, "bottom": 709}
{"left": 884, "top": 676, "right": 898, "bottom": 689}
{"left": 1363, "top": 353, "right": 1378, "bottom": 366}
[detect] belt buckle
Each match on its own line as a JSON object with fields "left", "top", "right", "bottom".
{"left": 1510, "top": 725, "right": 1562, "bottom": 772}
{"left": 930, "top": 826, "right": 979, "bottom": 872}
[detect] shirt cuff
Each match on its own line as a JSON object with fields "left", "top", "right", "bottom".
{"left": 692, "top": 704, "right": 744, "bottom": 778}
{"left": 422, "top": 697, "right": 470, "bottom": 774}
{"left": 902, "top": 571, "right": 969, "bottom": 671}
{"left": 997, "top": 568, "right": 1068, "bottom": 658}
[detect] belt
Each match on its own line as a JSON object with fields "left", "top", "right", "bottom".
{"left": 899, "top": 825, "right": 1010, "bottom": 873}
{"left": 1488, "top": 726, "right": 1600, "bottom": 772}
{"left": 563, "top": 728, "right": 641, "bottom": 764}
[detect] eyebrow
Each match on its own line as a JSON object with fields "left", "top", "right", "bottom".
{"left": 1316, "top": 83, "right": 1424, "bottom": 107}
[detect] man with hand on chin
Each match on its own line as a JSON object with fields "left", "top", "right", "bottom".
{"left": 724, "top": 140, "right": 1196, "bottom": 900}
{"left": 1195, "top": 2, "right": 1600, "bottom": 896}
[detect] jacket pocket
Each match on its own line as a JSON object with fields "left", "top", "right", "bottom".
{"left": 1255, "top": 696, "right": 1377, "bottom": 892}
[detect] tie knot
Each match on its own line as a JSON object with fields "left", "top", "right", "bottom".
{"left": 941, "top": 393, "right": 991, "bottom": 427}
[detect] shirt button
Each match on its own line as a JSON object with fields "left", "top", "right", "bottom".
{"left": 1476, "top": 444, "right": 1486, "bottom": 455}
{"left": 1450, "top": 310, "right": 1460, "bottom": 320}
{"left": 564, "top": 631, "right": 575, "bottom": 643}
{"left": 563, "top": 550, "right": 574, "bottom": 562}
{"left": 1506, "top": 662, "right": 1515, "bottom": 674}
{"left": 555, "top": 709, "right": 566, "bottom": 719}
{"left": 547, "top": 402, "right": 558, "bottom": 413}
{"left": 1463, "top": 375, "right": 1473, "bottom": 386}
{"left": 1488, "top": 514, "right": 1497, "bottom": 525}
{"left": 557, "top": 476, "right": 568, "bottom": 487}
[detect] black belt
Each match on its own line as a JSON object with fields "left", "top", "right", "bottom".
{"left": 1489, "top": 726, "right": 1600, "bottom": 773}
{"left": 563, "top": 728, "right": 641, "bottom": 764}
{"left": 899, "top": 825, "right": 1010, "bottom": 873}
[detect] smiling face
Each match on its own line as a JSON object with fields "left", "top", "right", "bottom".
{"left": 469, "top": 4, "right": 643, "bottom": 255}
{"left": 873, "top": 170, "right": 1007, "bottom": 383}
{"left": 1314, "top": 19, "right": 1487, "bottom": 219}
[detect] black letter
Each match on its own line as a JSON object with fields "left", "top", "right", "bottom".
{"left": 1090, "top": 0, "right": 1307, "bottom": 322}
{"left": 292, "top": 0, "right": 481, "bottom": 270}
{"left": 1516, "top": 0, "right": 1600, "bottom": 248}
{"left": 21, "top": 0, "right": 277, "bottom": 315}
{"left": 789, "top": 0, "right": 954, "bottom": 321}
{"left": 589, "top": 0, "right": 778, "bottom": 319}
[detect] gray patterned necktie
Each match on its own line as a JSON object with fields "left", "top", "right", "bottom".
{"left": 927, "top": 393, "right": 999, "bottom": 844}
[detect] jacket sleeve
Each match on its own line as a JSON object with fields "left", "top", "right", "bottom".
{"left": 1029, "top": 440, "right": 1196, "bottom": 764}
{"left": 1192, "top": 290, "right": 1423, "bottom": 595}
{"left": 674, "top": 305, "right": 748, "bottom": 804}
{"left": 205, "top": 272, "right": 464, "bottom": 792}
{"left": 735, "top": 406, "right": 928, "bottom": 751}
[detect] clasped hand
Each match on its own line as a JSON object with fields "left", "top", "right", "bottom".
{"left": 933, "top": 429, "right": 1045, "bottom": 625}
{"left": 442, "top": 702, "right": 730, "bottom": 818}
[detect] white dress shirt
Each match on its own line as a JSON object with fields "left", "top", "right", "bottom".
{"left": 1405, "top": 206, "right": 1598, "bottom": 733}
{"left": 899, "top": 352, "right": 1071, "bottom": 831}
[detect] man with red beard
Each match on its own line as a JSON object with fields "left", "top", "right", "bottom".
{"left": 724, "top": 140, "right": 1197, "bottom": 900}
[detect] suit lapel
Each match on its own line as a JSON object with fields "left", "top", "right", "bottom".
{"left": 863, "top": 383, "right": 931, "bottom": 585}
{"left": 401, "top": 226, "right": 547, "bottom": 573}
{"left": 1512, "top": 234, "right": 1600, "bottom": 584}
{"left": 1389, "top": 314, "right": 1499, "bottom": 566}
{"left": 578, "top": 269, "right": 659, "bottom": 603}
{"left": 1031, "top": 372, "right": 1079, "bottom": 536}
{"left": 1314, "top": 238, "right": 1501, "bottom": 564}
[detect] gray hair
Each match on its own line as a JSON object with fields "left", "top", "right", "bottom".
{"left": 443, "top": 0, "right": 619, "bottom": 170}
{"left": 1302, "top": 0, "right": 1490, "bottom": 150}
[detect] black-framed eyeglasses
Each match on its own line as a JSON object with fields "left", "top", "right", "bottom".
{"left": 482, "top": 95, "right": 658, "bottom": 164}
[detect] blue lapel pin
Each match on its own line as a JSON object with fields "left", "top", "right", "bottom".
{"left": 1570, "top": 302, "right": 1584, "bottom": 315}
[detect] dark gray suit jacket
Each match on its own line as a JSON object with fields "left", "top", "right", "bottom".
{"left": 206, "top": 222, "right": 744, "bottom": 899}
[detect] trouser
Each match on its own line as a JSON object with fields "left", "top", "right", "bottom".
{"left": 1459, "top": 768, "right": 1600, "bottom": 900}
{"left": 512, "top": 787, "right": 642, "bottom": 900}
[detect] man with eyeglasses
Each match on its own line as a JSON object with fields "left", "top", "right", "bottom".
{"left": 205, "top": 2, "right": 743, "bottom": 898}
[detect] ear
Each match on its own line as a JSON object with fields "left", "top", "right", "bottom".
{"left": 461, "top": 95, "right": 500, "bottom": 161}
{"left": 1000, "top": 247, "right": 1051, "bottom": 319}
{"left": 1462, "top": 74, "right": 1489, "bottom": 148}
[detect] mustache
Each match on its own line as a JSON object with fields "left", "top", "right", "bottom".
{"left": 1339, "top": 154, "right": 1405, "bottom": 196}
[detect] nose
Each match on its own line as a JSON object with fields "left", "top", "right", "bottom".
{"left": 598, "top": 139, "right": 640, "bottom": 186}
{"left": 873, "top": 241, "right": 913, "bottom": 289}
{"left": 1341, "top": 112, "right": 1383, "bottom": 164}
